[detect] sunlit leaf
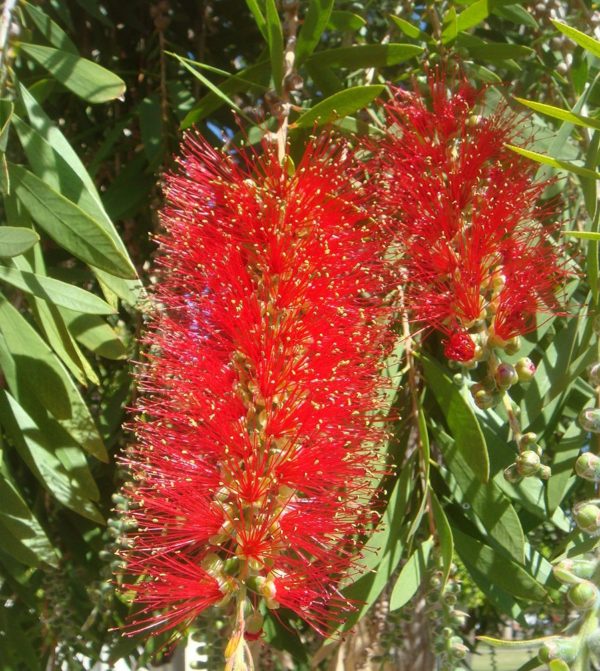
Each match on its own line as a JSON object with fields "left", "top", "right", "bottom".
{"left": 294, "top": 85, "right": 384, "bottom": 128}
{"left": 19, "top": 43, "right": 125, "bottom": 103}
{"left": 0, "top": 227, "right": 39, "bottom": 258}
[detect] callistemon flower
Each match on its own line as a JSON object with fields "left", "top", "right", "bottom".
{"left": 118, "top": 133, "right": 392, "bottom": 660}
{"left": 371, "top": 75, "right": 568, "bottom": 363}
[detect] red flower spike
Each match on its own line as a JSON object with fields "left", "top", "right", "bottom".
{"left": 370, "top": 74, "right": 568, "bottom": 360}
{"left": 118, "top": 133, "right": 393, "bottom": 640}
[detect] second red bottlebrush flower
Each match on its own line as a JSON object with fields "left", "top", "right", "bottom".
{"left": 118, "top": 134, "right": 393, "bottom": 663}
{"left": 371, "top": 75, "right": 568, "bottom": 364}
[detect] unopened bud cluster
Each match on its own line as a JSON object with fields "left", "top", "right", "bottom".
{"left": 540, "top": 555, "right": 600, "bottom": 670}
{"left": 426, "top": 564, "right": 469, "bottom": 671}
{"left": 468, "top": 356, "right": 535, "bottom": 411}
{"left": 503, "top": 433, "right": 551, "bottom": 483}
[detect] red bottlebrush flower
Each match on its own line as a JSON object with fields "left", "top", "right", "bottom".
{"left": 370, "top": 74, "right": 568, "bottom": 360}
{"left": 118, "top": 134, "right": 392, "bottom": 644}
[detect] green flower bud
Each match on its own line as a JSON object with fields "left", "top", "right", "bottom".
{"left": 504, "top": 336, "right": 521, "bottom": 355}
{"left": 519, "top": 432, "right": 537, "bottom": 448}
{"left": 548, "top": 660, "right": 570, "bottom": 671}
{"left": 579, "top": 408, "right": 600, "bottom": 434}
{"left": 429, "top": 575, "right": 442, "bottom": 590}
{"left": 538, "top": 464, "right": 552, "bottom": 480}
{"left": 574, "top": 503, "right": 600, "bottom": 535}
{"left": 539, "top": 637, "right": 579, "bottom": 664}
{"left": 473, "top": 388, "right": 496, "bottom": 410}
{"left": 223, "top": 557, "right": 241, "bottom": 576}
{"left": 449, "top": 637, "right": 468, "bottom": 659}
{"left": 443, "top": 592, "right": 457, "bottom": 606}
{"left": 453, "top": 373, "right": 464, "bottom": 386}
{"left": 587, "top": 362, "right": 600, "bottom": 386}
{"left": 503, "top": 463, "right": 522, "bottom": 483}
{"left": 487, "top": 330, "right": 507, "bottom": 349}
{"left": 552, "top": 558, "right": 597, "bottom": 585}
{"left": 568, "top": 580, "right": 598, "bottom": 610}
{"left": 495, "top": 363, "right": 518, "bottom": 388}
{"left": 516, "top": 357, "right": 536, "bottom": 382}
{"left": 201, "top": 552, "right": 224, "bottom": 577}
{"left": 571, "top": 558, "right": 598, "bottom": 580}
{"left": 575, "top": 452, "right": 600, "bottom": 481}
{"left": 516, "top": 450, "right": 541, "bottom": 477}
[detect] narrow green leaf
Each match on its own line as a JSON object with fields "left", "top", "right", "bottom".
{"left": 265, "top": 0, "right": 284, "bottom": 93}
{"left": 0, "top": 464, "right": 59, "bottom": 567}
{"left": 390, "top": 537, "right": 434, "bottom": 610}
{"left": 422, "top": 355, "right": 490, "bottom": 482}
{"left": 22, "top": 3, "right": 77, "bottom": 53}
{"left": 294, "top": 85, "right": 384, "bottom": 129}
{"left": 17, "top": 85, "right": 142, "bottom": 305}
{"left": 583, "top": 131, "right": 600, "bottom": 303}
{"left": 18, "top": 84, "right": 101, "bottom": 204}
{"left": 9, "top": 163, "right": 137, "bottom": 279}
{"left": 296, "top": 0, "right": 334, "bottom": 64}
{"left": 328, "top": 10, "right": 366, "bottom": 32}
{"left": 431, "top": 492, "right": 454, "bottom": 586}
{"left": 0, "top": 294, "right": 107, "bottom": 461}
{"left": 515, "top": 97, "right": 600, "bottom": 131}
{"left": 552, "top": 19, "right": 600, "bottom": 58}
{"left": 441, "top": 6, "right": 457, "bottom": 44}
{"left": 181, "top": 60, "right": 270, "bottom": 128}
{"left": 0, "top": 391, "right": 103, "bottom": 523}
{"left": 453, "top": 528, "right": 547, "bottom": 601}
{"left": 547, "top": 421, "right": 585, "bottom": 513}
{"left": 456, "top": 0, "right": 489, "bottom": 32}
{"left": 19, "top": 43, "right": 125, "bottom": 103}
{"left": 521, "top": 314, "right": 593, "bottom": 428}
{"left": 0, "top": 99, "right": 13, "bottom": 153}
{"left": 466, "top": 43, "right": 535, "bottom": 61}
{"left": 564, "top": 230, "right": 600, "bottom": 240}
{"left": 167, "top": 52, "right": 249, "bottom": 120}
{"left": 0, "top": 227, "right": 39, "bottom": 257}
{"left": 4, "top": 222, "right": 99, "bottom": 386}
{"left": 390, "top": 15, "right": 429, "bottom": 41}
{"left": 60, "top": 309, "right": 127, "bottom": 360}
{"left": 507, "top": 144, "right": 600, "bottom": 180}
{"left": 444, "top": 439, "right": 525, "bottom": 561}
{"left": 13, "top": 112, "right": 140, "bottom": 298}
{"left": 245, "top": 0, "right": 267, "bottom": 38}
{"left": 478, "top": 635, "right": 560, "bottom": 649}
{"left": 494, "top": 4, "right": 538, "bottom": 29}
{"left": 307, "top": 44, "right": 423, "bottom": 69}
{"left": 0, "top": 265, "right": 114, "bottom": 314}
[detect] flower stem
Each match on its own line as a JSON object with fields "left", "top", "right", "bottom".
{"left": 224, "top": 588, "right": 248, "bottom": 671}
{"left": 501, "top": 391, "right": 523, "bottom": 450}
{"left": 275, "top": 1, "right": 299, "bottom": 163}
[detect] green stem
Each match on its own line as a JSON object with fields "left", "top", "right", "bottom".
{"left": 573, "top": 609, "right": 598, "bottom": 671}
{"left": 501, "top": 391, "right": 522, "bottom": 450}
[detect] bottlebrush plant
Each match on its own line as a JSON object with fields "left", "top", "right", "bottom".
{"left": 371, "top": 74, "right": 569, "bottom": 368}
{"left": 369, "top": 74, "right": 570, "bottom": 487}
{"left": 117, "top": 133, "right": 394, "bottom": 666}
